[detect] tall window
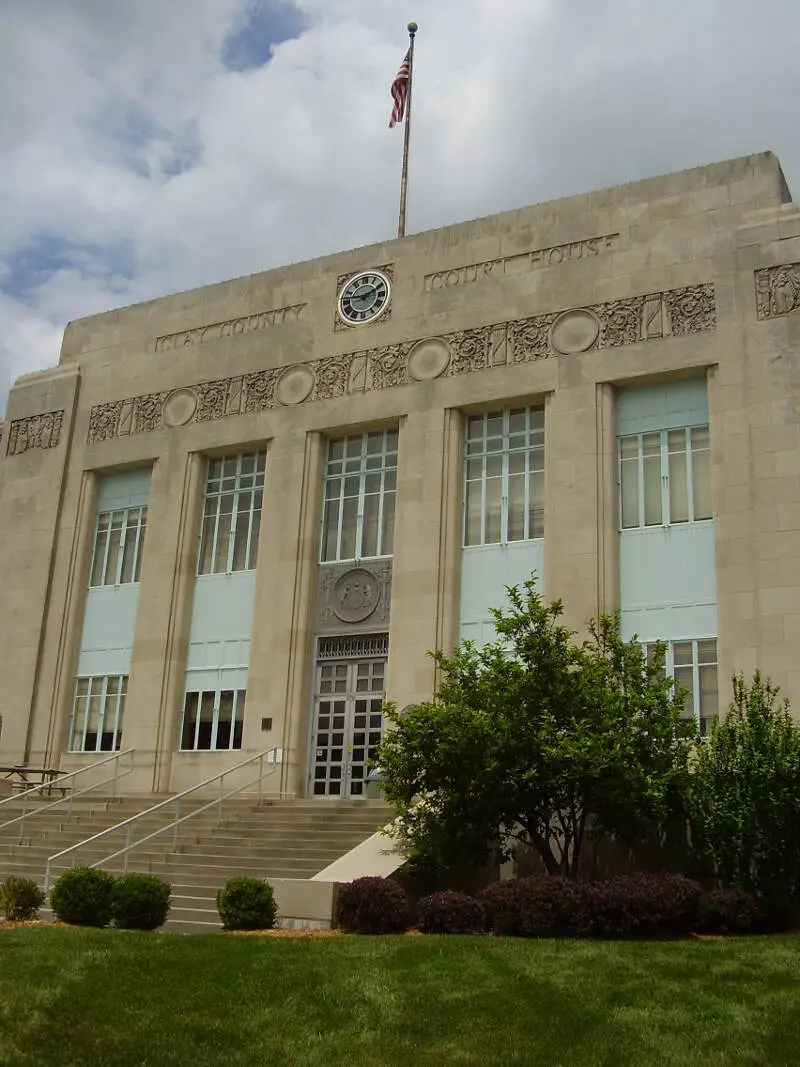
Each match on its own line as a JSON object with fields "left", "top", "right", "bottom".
{"left": 619, "top": 427, "right": 711, "bottom": 529}
{"left": 464, "top": 407, "right": 545, "bottom": 546}
{"left": 90, "top": 507, "right": 147, "bottom": 586}
{"left": 644, "top": 638, "right": 719, "bottom": 735}
{"left": 198, "top": 452, "right": 265, "bottom": 575}
{"left": 321, "top": 430, "right": 398, "bottom": 562}
{"left": 69, "top": 676, "right": 127, "bottom": 752}
{"left": 180, "top": 687, "right": 246, "bottom": 751}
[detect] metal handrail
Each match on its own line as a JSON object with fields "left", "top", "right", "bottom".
{"left": 0, "top": 749, "right": 135, "bottom": 841}
{"left": 44, "top": 748, "right": 281, "bottom": 892}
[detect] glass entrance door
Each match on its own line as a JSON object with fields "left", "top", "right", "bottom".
{"left": 311, "top": 658, "right": 385, "bottom": 797}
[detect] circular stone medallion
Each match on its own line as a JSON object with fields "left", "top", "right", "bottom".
{"left": 332, "top": 569, "right": 380, "bottom": 623}
{"left": 162, "top": 388, "right": 199, "bottom": 427}
{"left": 277, "top": 364, "right": 315, "bottom": 406}
{"left": 407, "top": 337, "right": 451, "bottom": 381}
{"left": 549, "top": 309, "right": 600, "bottom": 355}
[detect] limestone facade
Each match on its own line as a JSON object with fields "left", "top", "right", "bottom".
{"left": 1, "top": 151, "right": 799, "bottom": 797}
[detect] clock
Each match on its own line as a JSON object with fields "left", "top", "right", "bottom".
{"left": 337, "top": 270, "right": 391, "bottom": 325}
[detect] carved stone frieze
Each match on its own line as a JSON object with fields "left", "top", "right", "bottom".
{"left": 317, "top": 560, "right": 393, "bottom": 632}
{"left": 313, "top": 356, "right": 352, "bottom": 401}
{"left": 447, "top": 328, "right": 491, "bottom": 376}
{"left": 6, "top": 409, "right": 65, "bottom": 456}
{"left": 597, "top": 297, "right": 646, "bottom": 348}
{"left": 87, "top": 281, "right": 717, "bottom": 443}
{"left": 755, "top": 263, "right": 800, "bottom": 319}
{"left": 243, "top": 370, "right": 279, "bottom": 413}
{"left": 664, "top": 283, "right": 717, "bottom": 335}
{"left": 134, "top": 392, "right": 170, "bottom": 435}
{"left": 509, "top": 314, "right": 556, "bottom": 363}
{"left": 367, "top": 343, "right": 411, "bottom": 390}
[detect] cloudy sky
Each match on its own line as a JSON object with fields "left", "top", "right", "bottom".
{"left": 2, "top": 0, "right": 799, "bottom": 415}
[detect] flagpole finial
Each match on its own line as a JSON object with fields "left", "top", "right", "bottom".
{"left": 407, "top": 22, "right": 418, "bottom": 34}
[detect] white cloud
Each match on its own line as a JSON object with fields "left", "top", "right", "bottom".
{"left": 2, "top": 0, "right": 800, "bottom": 414}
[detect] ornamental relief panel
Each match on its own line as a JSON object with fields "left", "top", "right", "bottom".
{"left": 6, "top": 410, "right": 65, "bottom": 456}
{"left": 87, "top": 282, "right": 717, "bottom": 443}
{"left": 316, "top": 560, "right": 393, "bottom": 632}
{"left": 755, "top": 263, "right": 800, "bottom": 319}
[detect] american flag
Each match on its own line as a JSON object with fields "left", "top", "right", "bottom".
{"left": 389, "top": 48, "right": 411, "bottom": 128}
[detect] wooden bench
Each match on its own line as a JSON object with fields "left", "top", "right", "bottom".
{"left": 0, "top": 765, "right": 68, "bottom": 796}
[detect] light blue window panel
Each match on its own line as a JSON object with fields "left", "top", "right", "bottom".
{"left": 186, "top": 572, "right": 256, "bottom": 672}
{"left": 75, "top": 468, "right": 153, "bottom": 681}
{"left": 97, "top": 468, "right": 152, "bottom": 511}
{"left": 459, "top": 542, "right": 545, "bottom": 647}
{"left": 616, "top": 378, "right": 708, "bottom": 436}
{"left": 617, "top": 378, "right": 717, "bottom": 644}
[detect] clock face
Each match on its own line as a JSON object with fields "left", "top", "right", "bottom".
{"left": 338, "top": 270, "right": 391, "bottom": 325}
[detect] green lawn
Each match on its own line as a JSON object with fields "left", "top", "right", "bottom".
{"left": 0, "top": 928, "right": 799, "bottom": 1067}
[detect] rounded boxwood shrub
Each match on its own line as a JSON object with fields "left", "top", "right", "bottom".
{"left": 418, "top": 891, "right": 485, "bottom": 935}
{"left": 586, "top": 874, "right": 703, "bottom": 939}
{"left": 50, "top": 867, "right": 115, "bottom": 928}
{"left": 335, "top": 876, "right": 409, "bottom": 934}
{"left": 216, "top": 877, "right": 277, "bottom": 931}
{"left": 478, "top": 876, "right": 588, "bottom": 938}
{"left": 695, "top": 887, "right": 760, "bottom": 935}
{"left": 111, "top": 874, "right": 172, "bottom": 931}
{"left": 0, "top": 876, "right": 46, "bottom": 922}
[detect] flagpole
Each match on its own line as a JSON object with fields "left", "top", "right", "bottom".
{"left": 397, "top": 22, "right": 418, "bottom": 239}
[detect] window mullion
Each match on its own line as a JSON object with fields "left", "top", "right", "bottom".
{"left": 638, "top": 434, "right": 645, "bottom": 528}
{"left": 376, "top": 465, "right": 386, "bottom": 557}
{"left": 193, "top": 692, "right": 202, "bottom": 751}
{"left": 686, "top": 428, "right": 696, "bottom": 522}
{"left": 661, "top": 431, "right": 670, "bottom": 526}
{"left": 227, "top": 485, "right": 239, "bottom": 573}
{"left": 211, "top": 694, "right": 220, "bottom": 751}
{"left": 101, "top": 514, "right": 112, "bottom": 585}
{"left": 132, "top": 508, "right": 144, "bottom": 582}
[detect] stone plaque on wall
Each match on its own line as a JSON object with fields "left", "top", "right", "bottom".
{"left": 316, "top": 561, "right": 393, "bottom": 633}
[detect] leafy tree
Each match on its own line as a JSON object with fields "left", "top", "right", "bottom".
{"left": 687, "top": 671, "right": 800, "bottom": 899}
{"left": 378, "top": 579, "right": 694, "bottom": 879}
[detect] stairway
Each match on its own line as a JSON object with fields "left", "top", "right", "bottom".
{"left": 0, "top": 794, "right": 394, "bottom": 933}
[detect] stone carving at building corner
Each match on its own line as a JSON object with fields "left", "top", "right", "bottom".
{"left": 664, "top": 283, "right": 717, "bottom": 335}
{"left": 6, "top": 409, "right": 65, "bottom": 456}
{"left": 87, "top": 281, "right": 718, "bottom": 444}
{"left": 317, "top": 560, "right": 392, "bottom": 630}
{"left": 754, "top": 263, "right": 800, "bottom": 319}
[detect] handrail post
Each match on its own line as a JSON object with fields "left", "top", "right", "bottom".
{"left": 124, "top": 824, "right": 131, "bottom": 873}
{"left": 172, "top": 799, "right": 180, "bottom": 853}
{"left": 258, "top": 753, "right": 265, "bottom": 806}
{"left": 19, "top": 793, "right": 27, "bottom": 843}
{"left": 218, "top": 771, "right": 224, "bottom": 827}
{"left": 112, "top": 752, "right": 119, "bottom": 800}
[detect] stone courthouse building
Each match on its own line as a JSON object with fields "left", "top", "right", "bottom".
{"left": 1, "top": 152, "right": 799, "bottom": 800}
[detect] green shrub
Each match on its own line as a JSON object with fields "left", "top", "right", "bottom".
{"left": 417, "top": 891, "right": 485, "bottom": 934}
{"left": 335, "top": 876, "right": 409, "bottom": 934}
{"left": 111, "top": 874, "right": 171, "bottom": 930}
{"left": 216, "top": 878, "right": 277, "bottom": 931}
{"left": 688, "top": 671, "right": 800, "bottom": 899}
{"left": 0, "top": 876, "right": 46, "bottom": 922}
{"left": 50, "top": 867, "right": 115, "bottom": 927}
